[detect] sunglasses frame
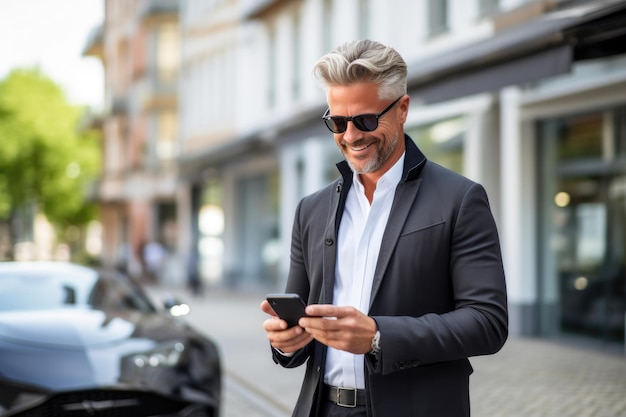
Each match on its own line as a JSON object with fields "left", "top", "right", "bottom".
{"left": 322, "top": 96, "right": 403, "bottom": 133}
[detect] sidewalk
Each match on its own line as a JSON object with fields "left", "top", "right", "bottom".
{"left": 151, "top": 286, "right": 626, "bottom": 417}
{"left": 470, "top": 337, "right": 625, "bottom": 416}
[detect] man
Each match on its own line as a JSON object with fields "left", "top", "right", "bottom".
{"left": 261, "top": 39, "right": 508, "bottom": 417}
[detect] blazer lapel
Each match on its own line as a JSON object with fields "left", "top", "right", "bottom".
{"left": 369, "top": 177, "right": 422, "bottom": 310}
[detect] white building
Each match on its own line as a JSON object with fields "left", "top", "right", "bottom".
{"left": 173, "top": 0, "right": 626, "bottom": 352}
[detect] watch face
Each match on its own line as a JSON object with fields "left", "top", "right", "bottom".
{"left": 370, "top": 330, "right": 380, "bottom": 355}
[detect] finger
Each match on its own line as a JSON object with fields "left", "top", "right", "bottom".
{"left": 299, "top": 316, "right": 338, "bottom": 331}
{"left": 272, "top": 332, "right": 313, "bottom": 353}
{"left": 266, "top": 324, "right": 310, "bottom": 350}
{"left": 260, "top": 299, "right": 277, "bottom": 316}
{"left": 263, "top": 317, "right": 288, "bottom": 332}
{"left": 268, "top": 321, "right": 303, "bottom": 338}
{"left": 305, "top": 304, "right": 346, "bottom": 318}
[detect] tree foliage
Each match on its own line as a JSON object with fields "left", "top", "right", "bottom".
{"left": 0, "top": 68, "right": 100, "bottom": 234}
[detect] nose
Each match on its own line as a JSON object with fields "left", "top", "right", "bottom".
{"left": 340, "top": 120, "right": 364, "bottom": 142}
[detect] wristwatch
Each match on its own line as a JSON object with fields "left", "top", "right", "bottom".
{"left": 370, "top": 330, "right": 381, "bottom": 356}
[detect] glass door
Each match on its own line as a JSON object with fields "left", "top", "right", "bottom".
{"left": 539, "top": 110, "right": 625, "bottom": 347}
{"left": 554, "top": 176, "right": 625, "bottom": 342}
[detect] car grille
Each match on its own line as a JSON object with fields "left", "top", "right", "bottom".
{"left": 8, "top": 388, "right": 210, "bottom": 417}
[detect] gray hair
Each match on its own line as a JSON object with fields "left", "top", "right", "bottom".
{"left": 313, "top": 39, "right": 407, "bottom": 100}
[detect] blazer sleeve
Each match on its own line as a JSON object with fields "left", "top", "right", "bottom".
{"left": 368, "top": 182, "right": 508, "bottom": 375}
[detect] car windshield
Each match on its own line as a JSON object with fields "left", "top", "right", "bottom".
{"left": 0, "top": 265, "right": 156, "bottom": 313}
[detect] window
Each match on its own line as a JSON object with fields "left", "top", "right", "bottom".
{"left": 556, "top": 113, "right": 603, "bottom": 161}
{"left": 358, "top": 0, "right": 370, "bottom": 40}
{"left": 615, "top": 106, "right": 626, "bottom": 158}
{"left": 198, "top": 177, "right": 224, "bottom": 285}
{"left": 292, "top": 8, "right": 302, "bottom": 100}
{"left": 478, "top": 0, "right": 500, "bottom": 18}
{"left": 406, "top": 116, "right": 465, "bottom": 174}
{"left": 427, "top": 0, "right": 449, "bottom": 38}
{"left": 268, "top": 25, "right": 277, "bottom": 108}
{"left": 323, "top": 0, "right": 333, "bottom": 54}
{"left": 156, "top": 111, "right": 177, "bottom": 165}
{"left": 234, "top": 171, "right": 280, "bottom": 285}
{"left": 538, "top": 109, "right": 626, "bottom": 345}
{"left": 156, "top": 23, "right": 179, "bottom": 87}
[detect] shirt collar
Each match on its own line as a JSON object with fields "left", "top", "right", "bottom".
{"left": 352, "top": 152, "right": 406, "bottom": 194}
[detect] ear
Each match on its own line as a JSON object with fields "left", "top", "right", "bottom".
{"left": 399, "top": 95, "right": 410, "bottom": 123}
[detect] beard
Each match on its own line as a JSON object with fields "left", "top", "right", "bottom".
{"left": 342, "top": 133, "right": 400, "bottom": 174}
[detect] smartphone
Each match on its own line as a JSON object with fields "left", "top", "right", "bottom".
{"left": 266, "top": 293, "right": 307, "bottom": 328}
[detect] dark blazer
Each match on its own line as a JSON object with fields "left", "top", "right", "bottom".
{"left": 273, "top": 135, "right": 508, "bottom": 417}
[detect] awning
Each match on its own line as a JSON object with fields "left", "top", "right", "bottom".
{"left": 408, "top": 0, "right": 626, "bottom": 104}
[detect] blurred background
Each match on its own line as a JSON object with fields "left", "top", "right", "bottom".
{"left": 0, "top": 0, "right": 625, "bottom": 356}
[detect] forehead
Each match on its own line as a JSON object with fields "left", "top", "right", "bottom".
{"left": 327, "top": 82, "right": 382, "bottom": 112}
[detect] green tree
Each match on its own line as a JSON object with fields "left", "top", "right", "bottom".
{"left": 0, "top": 68, "right": 100, "bottom": 255}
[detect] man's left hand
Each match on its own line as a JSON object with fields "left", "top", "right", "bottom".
{"left": 299, "top": 304, "right": 377, "bottom": 354}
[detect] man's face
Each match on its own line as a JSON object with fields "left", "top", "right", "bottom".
{"left": 326, "top": 82, "right": 407, "bottom": 176}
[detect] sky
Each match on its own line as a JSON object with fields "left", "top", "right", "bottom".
{"left": 0, "top": 0, "right": 104, "bottom": 110}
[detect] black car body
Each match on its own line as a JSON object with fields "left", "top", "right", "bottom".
{"left": 0, "top": 262, "right": 221, "bottom": 417}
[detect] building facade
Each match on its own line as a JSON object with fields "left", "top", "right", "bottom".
{"left": 85, "top": 0, "right": 185, "bottom": 283}
{"left": 87, "top": 0, "right": 626, "bottom": 352}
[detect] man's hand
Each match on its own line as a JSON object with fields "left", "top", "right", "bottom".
{"left": 261, "top": 299, "right": 313, "bottom": 353}
{"left": 299, "top": 304, "right": 377, "bottom": 354}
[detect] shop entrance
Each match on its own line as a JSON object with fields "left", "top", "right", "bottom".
{"left": 539, "top": 109, "right": 625, "bottom": 347}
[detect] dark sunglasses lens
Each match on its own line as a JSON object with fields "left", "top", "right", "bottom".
{"left": 353, "top": 115, "right": 378, "bottom": 132}
{"left": 326, "top": 117, "right": 348, "bottom": 133}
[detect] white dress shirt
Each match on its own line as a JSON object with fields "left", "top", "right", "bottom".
{"left": 324, "top": 153, "right": 405, "bottom": 389}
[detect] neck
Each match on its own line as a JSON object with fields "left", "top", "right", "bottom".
{"left": 358, "top": 173, "right": 380, "bottom": 204}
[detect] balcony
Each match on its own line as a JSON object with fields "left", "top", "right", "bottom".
{"left": 138, "top": 0, "right": 179, "bottom": 22}
{"left": 82, "top": 24, "right": 104, "bottom": 60}
{"left": 108, "top": 95, "right": 129, "bottom": 116}
{"left": 240, "top": 0, "right": 289, "bottom": 19}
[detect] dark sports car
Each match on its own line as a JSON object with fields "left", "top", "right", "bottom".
{"left": 0, "top": 262, "right": 221, "bottom": 417}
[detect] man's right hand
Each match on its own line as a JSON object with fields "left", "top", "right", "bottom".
{"left": 261, "top": 299, "right": 314, "bottom": 353}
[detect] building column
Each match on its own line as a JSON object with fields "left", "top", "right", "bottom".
{"left": 279, "top": 144, "right": 300, "bottom": 289}
{"left": 278, "top": 137, "right": 327, "bottom": 290}
{"left": 303, "top": 137, "right": 326, "bottom": 195}
{"left": 173, "top": 182, "right": 193, "bottom": 288}
{"left": 500, "top": 86, "right": 537, "bottom": 336}
{"left": 464, "top": 96, "right": 500, "bottom": 220}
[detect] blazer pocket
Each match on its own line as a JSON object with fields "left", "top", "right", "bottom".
{"left": 400, "top": 219, "right": 445, "bottom": 237}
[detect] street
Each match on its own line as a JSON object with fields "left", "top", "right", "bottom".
{"left": 148, "top": 286, "right": 626, "bottom": 417}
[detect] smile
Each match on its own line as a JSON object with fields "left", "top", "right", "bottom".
{"left": 349, "top": 142, "right": 374, "bottom": 152}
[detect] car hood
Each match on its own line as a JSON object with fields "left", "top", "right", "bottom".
{"left": 0, "top": 309, "right": 137, "bottom": 347}
{"left": 0, "top": 308, "right": 183, "bottom": 391}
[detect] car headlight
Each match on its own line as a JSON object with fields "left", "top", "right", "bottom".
{"left": 168, "top": 303, "right": 190, "bottom": 317}
{"left": 129, "top": 341, "right": 186, "bottom": 368}
{"left": 0, "top": 391, "right": 48, "bottom": 414}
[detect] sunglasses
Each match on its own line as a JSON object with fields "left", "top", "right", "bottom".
{"left": 322, "top": 96, "right": 403, "bottom": 133}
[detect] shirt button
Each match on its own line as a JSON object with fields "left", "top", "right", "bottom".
{"left": 325, "top": 239, "right": 333, "bottom": 246}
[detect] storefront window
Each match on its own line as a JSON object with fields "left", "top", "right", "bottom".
{"left": 233, "top": 170, "right": 280, "bottom": 286}
{"left": 198, "top": 177, "right": 224, "bottom": 285}
{"left": 539, "top": 110, "right": 625, "bottom": 346}
{"left": 407, "top": 116, "right": 465, "bottom": 174}
{"left": 556, "top": 112, "right": 603, "bottom": 161}
{"left": 196, "top": 169, "right": 280, "bottom": 289}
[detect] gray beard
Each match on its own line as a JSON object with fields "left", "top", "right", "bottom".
{"left": 346, "top": 133, "right": 400, "bottom": 174}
